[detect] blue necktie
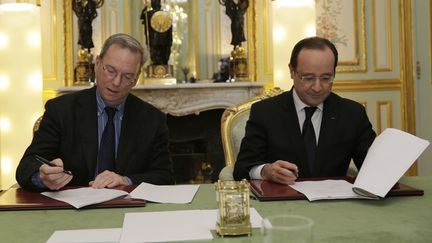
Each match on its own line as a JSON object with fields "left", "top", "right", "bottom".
{"left": 97, "top": 107, "right": 116, "bottom": 174}
{"left": 303, "top": 107, "right": 317, "bottom": 176}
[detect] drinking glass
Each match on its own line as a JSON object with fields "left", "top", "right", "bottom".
{"left": 261, "top": 214, "right": 314, "bottom": 243}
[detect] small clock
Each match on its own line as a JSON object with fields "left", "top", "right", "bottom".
{"left": 215, "top": 179, "right": 252, "bottom": 236}
{"left": 151, "top": 11, "right": 172, "bottom": 33}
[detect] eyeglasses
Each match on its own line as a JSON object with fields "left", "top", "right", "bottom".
{"left": 101, "top": 61, "right": 137, "bottom": 85}
{"left": 296, "top": 71, "right": 334, "bottom": 85}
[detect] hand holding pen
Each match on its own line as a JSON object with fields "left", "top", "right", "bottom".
{"left": 35, "top": 155, "right": 73, "bottom": 175}
{"left": 35, "top": 155, "right": 73, "bottom": 190}
{"left": 261, "top": 160, "right": 298, "bottom": 185}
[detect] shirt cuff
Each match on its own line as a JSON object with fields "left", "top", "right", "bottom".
{"left": 31, "top": 172, "right": 46, "bottom": 189}
{"left": 124, "top": 176, "right": 132, "bottom": 185}
{"left": 249, "top": 164, "right": 266, "bottom": 180}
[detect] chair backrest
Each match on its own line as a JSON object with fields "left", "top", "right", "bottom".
{"left": 220, "top": 87, "right": 284, "bottom": 166}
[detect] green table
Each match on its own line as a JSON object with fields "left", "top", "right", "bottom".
{"left": 1, "top": 176, "right": 431, "bottom": 243}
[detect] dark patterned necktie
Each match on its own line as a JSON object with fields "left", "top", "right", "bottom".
{"left": 97, "top": 107, "right": 116, "bottom": 174}
{"left": 303, "top": 107, "right": 317, "bottom": 176}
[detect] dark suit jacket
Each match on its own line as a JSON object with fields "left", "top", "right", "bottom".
{"left": 16, "top": 87, "right": 174, "bottom": 190}
{"left": 233, "top": 89, "right": 376, "bottom": 180}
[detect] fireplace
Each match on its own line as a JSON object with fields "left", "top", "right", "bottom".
{"left": 168, "top": 109, "right": 225, "bottom": 184}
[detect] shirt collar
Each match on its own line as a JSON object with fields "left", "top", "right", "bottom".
{"left": 292, "top": 87, "right": 324, "bottom": 112}
{"left": 96, "top": 89, "right": 126, "bottom": 116}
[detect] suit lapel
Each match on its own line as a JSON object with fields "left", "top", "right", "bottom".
{"left": 116, "top": 95, "right": 138, "bottom": 173}
{"left": 281, "top": 90, "right": 310, "bottom": 175}
{"left": 315, "top": 94, "right": 338, "bottom": 175}
{"left": 76, "top": 87, "right": 98, "bottom": 177}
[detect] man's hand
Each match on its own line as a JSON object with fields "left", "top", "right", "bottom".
{"left": 39, "top": 158, "right": 73, "bottom": 190}
{"left": 89, "top": 171, "right": 129, "bottom": 189}
{"left": 261, "top": 160, "right": 298, "bottom": 185}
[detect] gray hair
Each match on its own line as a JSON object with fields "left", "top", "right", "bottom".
{"left": 99, "top": 33, "right": 148, "bottom": 67}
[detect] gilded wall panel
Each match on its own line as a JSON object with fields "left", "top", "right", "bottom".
{"left": 376, "top": 101, "right": 393, "bottom": 134}
{"left": 336, "top": 90, "right": 401, "bottom": 136}
{"left": 316, "top": 0, "right": 366, "bottom": 73}
{"left": 372, "top": 0, "right": 393, "bottom": 72}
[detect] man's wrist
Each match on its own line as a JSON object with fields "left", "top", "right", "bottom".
{"left": 249, "top": 164, "right": 266, "bottom": 180}
{"left": 123, "top": 176, "right": 132, "bottom": 185}
{"left": 31, "top": 172, "right": 46, "bottom": 189}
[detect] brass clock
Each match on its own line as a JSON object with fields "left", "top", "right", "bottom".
{"left": 215, "top": 179, "right": 252, "bottom": 236}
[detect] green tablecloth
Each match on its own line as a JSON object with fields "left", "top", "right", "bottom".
{"left": 1, "top": 176, "right": 431, "bottom": 243}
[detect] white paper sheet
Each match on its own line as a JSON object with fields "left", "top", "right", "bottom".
{"left": 290, "top": 180, "right": 372, "bottom": 201}
{"left": 119, "top": 208, "right": 263, "bottom": 243}
{"left": 129, "top": 182, "right": 199, "bottom": 203}
{"left": 42, "top": 188, "right": 128, "bottom": 209}
{"left": 354, "top": 128, "right": 430, "bottom": 197}
{"left": 46, "top": 228, "right": 121, "bottom": 243}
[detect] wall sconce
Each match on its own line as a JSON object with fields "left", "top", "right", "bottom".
{"left": 0, "top": 1, "right": 43, "bottom": 189}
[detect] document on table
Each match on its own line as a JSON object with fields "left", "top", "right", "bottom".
{"left": 42, "top": 188, "right": 128, "bottom": 209}
{"left": 129, "top": 182, "right": 199, "bottom": 203}
{"left": 290, "top": 180, "right": 372, "bottom": 201}
{"left": 45, "top": 208, "right": 262, "bottom": 243}
{"left": 46, "top": 228, "right": 121, "bottom": 243}
{"left": 291, "top": 128, "right": 430, "bottom": 201}
{"left": 119, "top": 208, "right": 263, "bottom": 243}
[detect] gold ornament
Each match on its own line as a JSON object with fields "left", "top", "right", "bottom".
{"left": 151, "top": 11, "right": 173, "bottom": 33}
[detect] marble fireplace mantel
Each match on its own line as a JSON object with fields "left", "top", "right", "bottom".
{"left": 57, "top": 82, "right": 264, "bottom": 116}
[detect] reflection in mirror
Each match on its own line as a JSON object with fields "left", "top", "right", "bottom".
{"left": 63, "top": 0, "right": 256, "bottom": 85}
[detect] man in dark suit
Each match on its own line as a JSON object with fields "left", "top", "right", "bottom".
{"left": 233, "top": 36, "right": 376, "bottom": 185}
{"left": 16, "top": 33, "right": 174, "bottom": 191}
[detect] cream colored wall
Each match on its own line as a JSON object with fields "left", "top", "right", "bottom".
{"left": 0, "top": 3, "right": 43, "bottom": 189}
{"left": 272, "top": 1, "right": 315, "bottom": 91}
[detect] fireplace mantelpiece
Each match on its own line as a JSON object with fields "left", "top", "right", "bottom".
{"left": 57, "top": 82, "right": 264, "bottom": 116}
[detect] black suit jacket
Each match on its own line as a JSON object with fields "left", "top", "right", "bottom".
{"left": 16, "top": 87, "right": 174, "bottom": 190}
{"left": 233, "top": 89, "right": 376, "bottom": 180}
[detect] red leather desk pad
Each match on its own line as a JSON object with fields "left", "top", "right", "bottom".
{"left": 0, "top": 185, "right": 145, "bottom": 211}
{"left": 250, "top": 177, "right": 424, "bottom": 201}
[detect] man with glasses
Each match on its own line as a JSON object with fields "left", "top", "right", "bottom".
{"left": 233, "top": 36, "right": 376, "bottom": 185}
{"left": 16, "top": 33, "right": 174, "bottom": 190}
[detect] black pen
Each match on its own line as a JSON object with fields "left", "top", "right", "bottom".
{"left": 287, "top": 168, "right": 298, "bottom": 178}
{"left": 35, "top": 155, "right": 73, "bottom": 175}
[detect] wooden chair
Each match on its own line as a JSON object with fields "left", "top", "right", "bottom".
{"left": 219, "top": 87, "right": 284, "bottom": 180}
{"left": 33, "top": 116, "right": 43, "bottom": 134}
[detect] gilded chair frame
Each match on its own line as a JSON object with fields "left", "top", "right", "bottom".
{"left": 33, "top": 116, "right": 43, "bottom": 134}
{"left": 220, "top": 88, "right": 284, "bottom": 167}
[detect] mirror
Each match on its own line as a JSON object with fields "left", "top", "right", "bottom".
{"left": 62, "top": 0, "right": 257, "bottom": 86}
